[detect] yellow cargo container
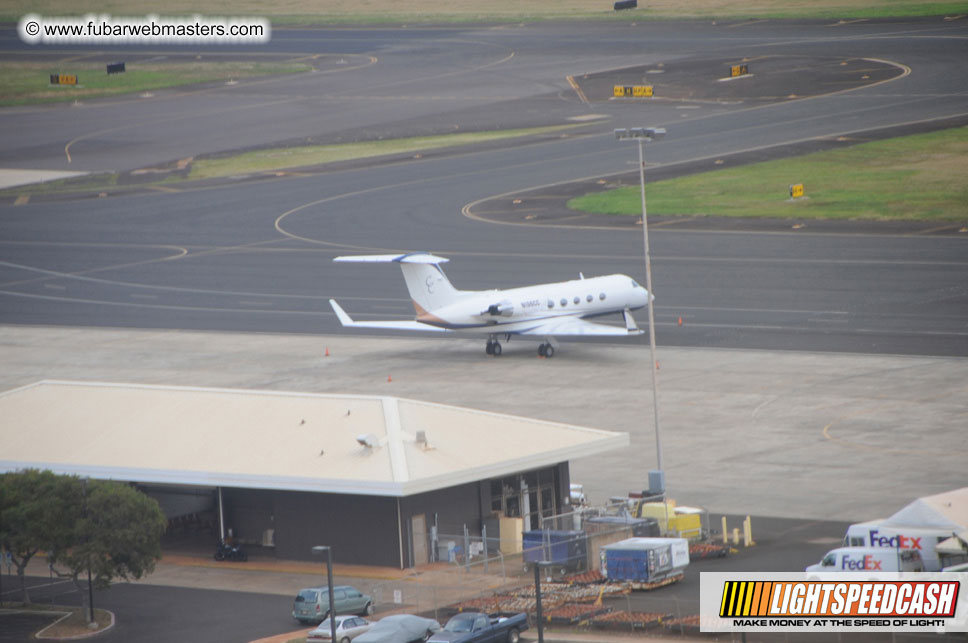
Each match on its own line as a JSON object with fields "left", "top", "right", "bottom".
{"left": 633, "top": 501, "right": 704, "bottom": 540}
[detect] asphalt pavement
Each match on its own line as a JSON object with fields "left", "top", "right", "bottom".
{"left": 2, "top": 16, "right": 967, "bottom": 643}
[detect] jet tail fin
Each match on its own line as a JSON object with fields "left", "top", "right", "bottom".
{"left": 333, "top": 252, "right": 460, "bottom": 314}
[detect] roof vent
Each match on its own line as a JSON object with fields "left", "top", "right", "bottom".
{"left": 356, "top": 433, "right": 378, "bottom": 449}
{"left": 415, "top": 430, "right": 427, "bottom": 447}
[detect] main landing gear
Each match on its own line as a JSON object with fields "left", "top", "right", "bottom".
{"left": 486, "top": 335, "right": 556, "bottom": 358}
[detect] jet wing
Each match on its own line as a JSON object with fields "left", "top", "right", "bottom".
{"left": 515, "top": 313, "right": 643, "bottom": 337}
{"left": 329, "top": 299, "right": 451, "bottom": 332}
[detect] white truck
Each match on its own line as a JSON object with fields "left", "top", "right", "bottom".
{"left": 806, "top": 546, "right": 924, "bottom": 573}
{"left": 843, "top": 520, "right": 953, "bottom": 572}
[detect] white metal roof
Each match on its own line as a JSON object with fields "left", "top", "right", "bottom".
{"left": 0, "top": 380, "right": 628, "bottom": 497}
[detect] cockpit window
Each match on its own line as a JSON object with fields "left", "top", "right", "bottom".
{"left": 631, "top": 280, "right": 641, "bottom": 288}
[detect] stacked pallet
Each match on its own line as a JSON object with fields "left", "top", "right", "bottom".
{"left": 590, "top": 610, "right": 671, "bottom": 630}
{"left": 543, "top": 603, "right": 612, "bottom": 625}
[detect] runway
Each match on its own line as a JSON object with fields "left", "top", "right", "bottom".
{"left": 2, "top": 19, "right": 967, "bottom": 356}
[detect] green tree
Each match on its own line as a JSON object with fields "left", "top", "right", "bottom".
{"left": 0, "top": 469, "right": 82, "bottom": 604}
{"left": 49, "top": 478, "right": 167, "bottom": 623}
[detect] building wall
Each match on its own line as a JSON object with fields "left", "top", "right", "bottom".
{"left": 217, "top": 462, "right": 571, "bottom": 568}
{"left": 221, "top": 488, "right": 402, "bottom": 566}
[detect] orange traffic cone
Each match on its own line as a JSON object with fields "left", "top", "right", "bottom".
{"left": 677, "top": 316, "right": 683, "bottom": 326}
{"left": 325, "top": 346, "right": 330, "bottom": 357}
{"left": 387, "top": 374, "right": 392, "bottom": 383}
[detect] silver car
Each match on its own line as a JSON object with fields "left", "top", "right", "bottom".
{"left": 354, "top": 614, "right": 441, "bottom": 643}
{"left": 307, "top": 615, "right": 373, "bottom": 643}
{"left": 293, "top": 585, "right": 373, "bottom": 624}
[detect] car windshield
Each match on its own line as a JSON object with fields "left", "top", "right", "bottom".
{"left": 296, "top": 590, "right": 318, "bottom": 602}
{"left": 444, "top": 616, "right": 474, "bottom": 632}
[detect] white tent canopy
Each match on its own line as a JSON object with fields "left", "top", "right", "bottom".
{"left": 881, "top": 487, "right": 968, "bottom": 531}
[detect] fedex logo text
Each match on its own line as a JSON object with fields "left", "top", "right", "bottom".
{"left": 843, "top": 555, "right": 882, "bottom": 571}
{"left": 870, "top": 530, "right": 921, "bottom": 550}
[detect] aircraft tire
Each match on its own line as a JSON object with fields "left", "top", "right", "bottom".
{"left": 544, "top": 345, "right": 554, "bottom": 358}
{"left": 492, "top": 343, "right": 502, "bottom": 356}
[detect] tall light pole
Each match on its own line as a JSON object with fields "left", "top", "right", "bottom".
{"left": 311, "top": 545, "right": 336, "bottom": 643}
{"left": 80, "top": 477, "right": 95, "bottom": 624}
{"left": 533, "top": 560, "right": 553, "bottom": 643}
{"left": 615, "top": 127, "right": 666, "bottom": 488}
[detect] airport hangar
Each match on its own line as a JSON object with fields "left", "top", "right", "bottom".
{"left": 0, "top": 380, "right": 628, "bottom": 568}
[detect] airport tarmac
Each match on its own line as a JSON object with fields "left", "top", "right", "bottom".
{"left": 2, "top": 324, "right": 964, "bottom": 523}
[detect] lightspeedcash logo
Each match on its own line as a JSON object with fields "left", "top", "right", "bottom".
{"left": 699, "top": 572, "right": 968, "bottom": 634}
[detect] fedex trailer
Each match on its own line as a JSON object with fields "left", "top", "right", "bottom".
{"left": 843, "top": 521, "right": 952, "bottom": 571}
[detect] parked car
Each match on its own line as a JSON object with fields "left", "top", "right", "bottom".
{"left": 427, "top": 612, "right": 528, "bottom": 643}
{"left": 293, "top": 585, "right": 373, "bottom": 624}
{"left": 307, "top": 615, "right": 373, "bottom": 643}
{"left": 354, "top": 614, "right": 441, "bottom": 643}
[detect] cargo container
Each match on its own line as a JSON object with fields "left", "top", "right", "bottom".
{"left": 600, "top": 537, "right": 689, "bottom": 583}
{"left": 522, "top": 529, "right": 587, "bottom": 574}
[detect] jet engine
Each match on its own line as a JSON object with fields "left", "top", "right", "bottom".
{"left": 482, "top": 300, "right": 514, "bottom": 317}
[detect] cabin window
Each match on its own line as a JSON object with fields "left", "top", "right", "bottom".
{"left": 560, "top": 298, "right": 567, "bottom": 307}
{"left": 547, "top": 299, "right": 554, "bottom": 309}
{"left": 586, "top": 294, "right": 593, "bottom": 302}
{"left": 573, "top": 296, "right": 580, "bottom": 305}
{"left": 599, "top": 292, "right": 606, "bottom": 301}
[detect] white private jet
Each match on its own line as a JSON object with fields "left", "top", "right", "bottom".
{"left": 328, "top": 252, "right": 652, "bottom": 357}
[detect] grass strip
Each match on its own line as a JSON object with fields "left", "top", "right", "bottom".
{"left": 567, "top": 127, "right": 968, "bottom": 221}
{"left": 1, "top": 125, "right": 583, "bottom": 196}
{"left": 188, "top": 125, "right": 583, "bottom": 179}
{"left": 0, "top": 61, "right": 310, "bottom": 107}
